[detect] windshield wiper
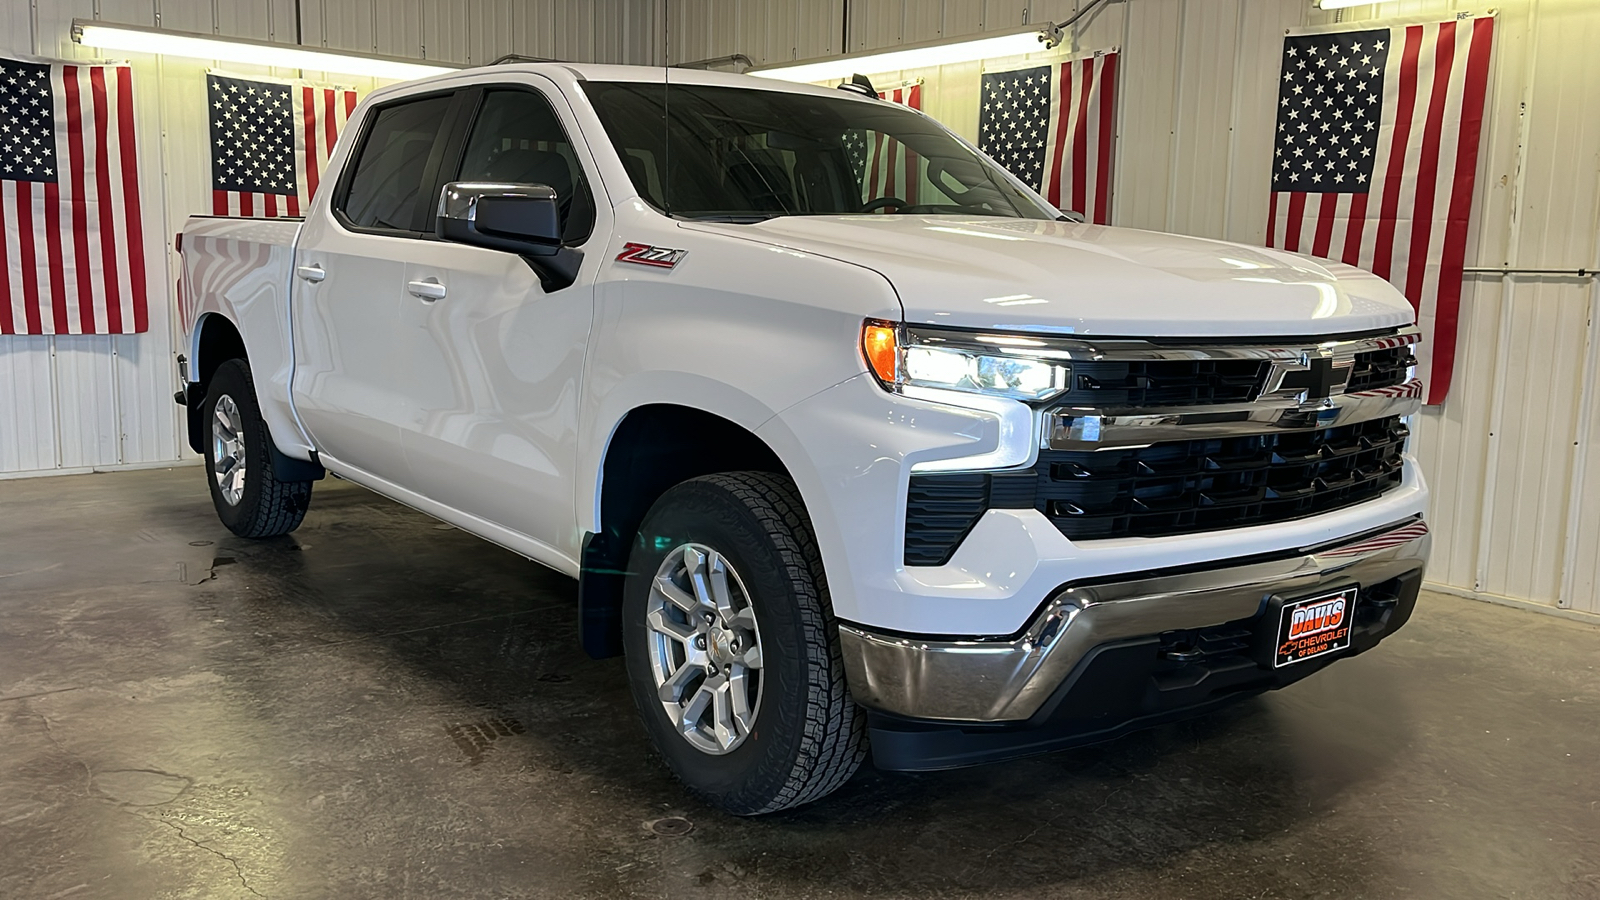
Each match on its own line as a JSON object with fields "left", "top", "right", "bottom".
{"left": 679, "top": 213, "right": 783, "bottom": 223}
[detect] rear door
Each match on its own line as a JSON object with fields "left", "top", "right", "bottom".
{"left": 291, "top": 90, "right": 463, "bottom": 484}
{"left": 389, "top": 81, "right": 605, "bottom": 563}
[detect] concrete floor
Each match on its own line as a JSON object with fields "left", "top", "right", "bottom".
{"left": 2, "top": 468, "right": 1598, "bottom": 900}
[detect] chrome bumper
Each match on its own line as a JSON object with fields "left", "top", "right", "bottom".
{"left": 839, "top": 518, "right": 1430, "bottom": 723}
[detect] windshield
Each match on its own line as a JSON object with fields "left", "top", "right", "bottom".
{"left": 580, "top": 81, "right": 1055, "bottom": 221}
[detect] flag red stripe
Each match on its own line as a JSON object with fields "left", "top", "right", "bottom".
{"left": 240, "top": 193, "right": 253, "bottom": 216}
{"left": 302, "top": 85, "right": 320, "bottom": 200}
{"left": 1404, "top": 20, "right": 1457, "bottom": 307}
{"left": 213, "top": 190, "right": 229, "bottom": 215}
{"left": 323, "top": 89, "right": 338, "bottom": 171}
{"left": 1310, "top": 192, "right": 1338, "bottom": 259}
{"left": 885, "top": 135, "right": 900, "bottom": 199}
{"left": 17, "top": 182, "right": 41, "bottom": 334}
{"left": 1430, "top": 17, "right": 1495, "bottom": 404}
{"left": 1341, "top": 192, "right": 1369, "bottom": 267}
{"left": 90, "top": 67, "right": 122, "bottom": 334}
{"left": 1372, "top": 24, "right": 1424, "bottom": 281}
{"left": 1046, "top": 61, "right": 1074, "bottom": 207}
{"left": 63, "top": 67, "right": 95, "bottom": 334}
{"left": 866, "top": 132, "right": 885, "bottom": 199}
{"left": 1284, "top": 192, "right": 1308, "bottom": 251}
{"left": 0, "top": 191, "right": 12, "bottom": 334}
{"left": 1093, "top": 54, "right": 1116, "bottom": 225}
{"left": 1266, "top": 191, "right": 1279, "bottom": 248}
{"left": 115, "top": 67, "right": 147, "bottom": 333}
{"left": 1070, "top": 58, "right": 1094, "bottom": 218}
{"left": 906, "top": 85, "right": 921, "bottom": 205}
{"left": 287, "top": 195, "right": 300, "bottom": 217}
{"left": 343, "top": 88, "right": 356, "bottom": 119}
{"left": 265, "top": 194, "right": 278, "bottom": 218}
{"left": 42, "top": 182, "right": 69, "bottom": 334}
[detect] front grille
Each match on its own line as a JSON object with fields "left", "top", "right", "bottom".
{"left": 903, "top": 415, "right": 1408, "bottom": 562}
{"left": 1055, "top": 358, "right": 1268, "bottom": 408}
{"left": 1036, "top": 415, "right": 1408, "bottom": 539}
{"left": 1346, "top": 345, "right": 1416, "bottom": 393}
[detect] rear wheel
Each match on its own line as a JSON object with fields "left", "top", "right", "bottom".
{"left": 623, "top": 472, "right": 865, "bottom": 815}
{"left": 203, "top": 359, "right": 312, "bottom": 537}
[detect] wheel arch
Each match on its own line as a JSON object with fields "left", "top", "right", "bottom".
{"left": 578, "top": 402, "right": 794, "bottom": 659}
{"left": 183, "top": 312, "right": 249, "bottom": 454}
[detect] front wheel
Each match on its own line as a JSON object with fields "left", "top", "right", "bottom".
{"left": 623, "top": 472, "right": 866, "bottom": 815}
{"left": 203, "top": 358, "right": 312, "bottom": 538}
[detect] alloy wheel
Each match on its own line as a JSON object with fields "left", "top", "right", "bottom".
{"left": 645, "top": 543, "right": 765, "bottom": 755}
{"left": 211, "top": 394, "right": 246, "bottom": 507}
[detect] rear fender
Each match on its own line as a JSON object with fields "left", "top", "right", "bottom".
{"left": 179, "top": 218, "right": 314, "bottom": 461}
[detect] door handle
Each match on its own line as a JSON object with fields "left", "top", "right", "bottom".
{"left": 407, "top": 279, "right": 447, "bottom": 301}
{"left": 295, "top": 264, "right": 325, "bottom": 283}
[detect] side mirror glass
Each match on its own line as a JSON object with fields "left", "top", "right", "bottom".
{"left": 436, "top": 182, "right": 562, "bottom": 257}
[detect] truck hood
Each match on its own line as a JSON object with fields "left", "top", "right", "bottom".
{"left": 686, "top": 216, "right": 1414, "bottom": 338}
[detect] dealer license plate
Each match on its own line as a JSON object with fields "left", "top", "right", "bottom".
{"left": 1274, "top": 587, "right": 1357, "bottom": 668}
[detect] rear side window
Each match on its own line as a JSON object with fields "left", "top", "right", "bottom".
{"left": 454, "top": 89, "right": 595, "bottom": 244}
{"left": 340, "top": 94, "right": 453, "bottom": 232}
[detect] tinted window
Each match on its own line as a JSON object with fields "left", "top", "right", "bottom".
{"left": 455, "top": 90, "right": 595, "bottom": 243}
{"left": 580, "top": 81, "right": 1053, "bottom": 221}
{"left": 340, "top": 94, "right": 452, "bottom": 231}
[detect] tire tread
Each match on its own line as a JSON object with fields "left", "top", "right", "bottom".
{"left": 207, "top": 359, "right": 311, "bottom": 538}
{"left": 691, "top": 471, "right": 866, "bottom": 814}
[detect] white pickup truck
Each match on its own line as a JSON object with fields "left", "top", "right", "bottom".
{"left": 177, "top": 63, "right": 1431, "bottom": 815}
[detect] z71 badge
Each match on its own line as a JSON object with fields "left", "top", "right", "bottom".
{"left": 616, "top": 242, "right": 688, "bottom": 269}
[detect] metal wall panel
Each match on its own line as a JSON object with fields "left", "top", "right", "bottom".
{"left": 374, "top": 0, "right": 424, "bottom": 58}
{"left": 422, "top": 0, "right": 469, "bottom": 62}
{"left": 1114, "top": 0, "right": 1180, "bottom": 231}
{"left": 651, "top": 0, "right": 1600, "bottom": 616}
{"left": 0, "top": 337, "right": 56, "bottom": 473}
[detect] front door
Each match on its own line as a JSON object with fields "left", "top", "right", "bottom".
{"left": 392, "top": 83, "right": 603, "bottom": 564}
{"left": 292, "top": 90, "right": 460, "bottom": 485}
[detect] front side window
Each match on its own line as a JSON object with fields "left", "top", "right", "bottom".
{"left": 340, "top": 94, "right": 453, "bottom": 232}
{"left": 455, "top": 89, "right": 595, "bottom": 243}
{"left": 580, "top": 81, "right": 1054, "bottom": 222}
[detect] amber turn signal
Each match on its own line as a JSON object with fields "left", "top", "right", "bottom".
{"left": 861, "top": 320, "right": 899, "bottom": 385}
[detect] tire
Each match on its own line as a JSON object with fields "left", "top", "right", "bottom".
{"left": 203, "top": 358, "right": 312, "bottom": 538}
{"left": 623, "top": 471, "right": 866, "bottom": 815}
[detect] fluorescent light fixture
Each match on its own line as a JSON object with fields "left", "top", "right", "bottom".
{"left": 73, "top": 19, "right": 459, "bottom": 81}
{"left": 751, "top": 26, "right": 1057, "bottom": 83}
{"left": 1313, "top": 0, "right": 1372, "bottom": 8}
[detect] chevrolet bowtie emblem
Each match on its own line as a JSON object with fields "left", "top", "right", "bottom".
{"left": 1274, "top": 355, "right": 1354, "bottom": 402}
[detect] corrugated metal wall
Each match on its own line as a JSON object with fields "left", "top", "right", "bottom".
{"left": 662, "top": 0, "right": 1600, "bottom": 616}
{"left": 0, "top": 0, "right": 652, "bottom": 479}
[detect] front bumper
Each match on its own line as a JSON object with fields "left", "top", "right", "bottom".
{"left": 838, "top": 517, "right": 1428, "bottom": 768}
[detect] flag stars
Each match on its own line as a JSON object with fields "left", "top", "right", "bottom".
{"left": 1273, "top": 30, "right": 1388, "bottom": 194}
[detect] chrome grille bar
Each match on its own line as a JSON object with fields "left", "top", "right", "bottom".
{"left": 1043, "top": 327, "right": 1422, "bottom": 449}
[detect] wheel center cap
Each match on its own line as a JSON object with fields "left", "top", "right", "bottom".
{"left": 707, "top": 626, "right": 737, "bottom": 666}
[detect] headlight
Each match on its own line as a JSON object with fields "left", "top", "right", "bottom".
{"left": 861, "top": 320, "right": 1070, "bottom": 402}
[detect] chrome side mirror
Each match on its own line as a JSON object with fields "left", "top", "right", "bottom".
{"left": 436, "top": 181, "right": 562, "bottom": 257}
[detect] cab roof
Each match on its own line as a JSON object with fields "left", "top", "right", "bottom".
{"left": 366, "top": 61, "right": 876, "bottom": 106}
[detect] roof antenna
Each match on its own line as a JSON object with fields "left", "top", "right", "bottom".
{"left": 837, "top": 73, "right": 878, "bottom": 98}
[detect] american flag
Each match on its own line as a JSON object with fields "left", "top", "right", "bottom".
{"left": 208, "top": 73, "right": 357, "bottom": 217}
{"left": 0, "top": 58, "right": 147, "bottom": 335}
{"left": 844, "top": 84, "right": 923, "bottom": 205}
{"left": 979, "top": 52, "right": 1118, "bottom": 224}
{"left": 1266, "top": 16, "right": 1495, "bottom": 405}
